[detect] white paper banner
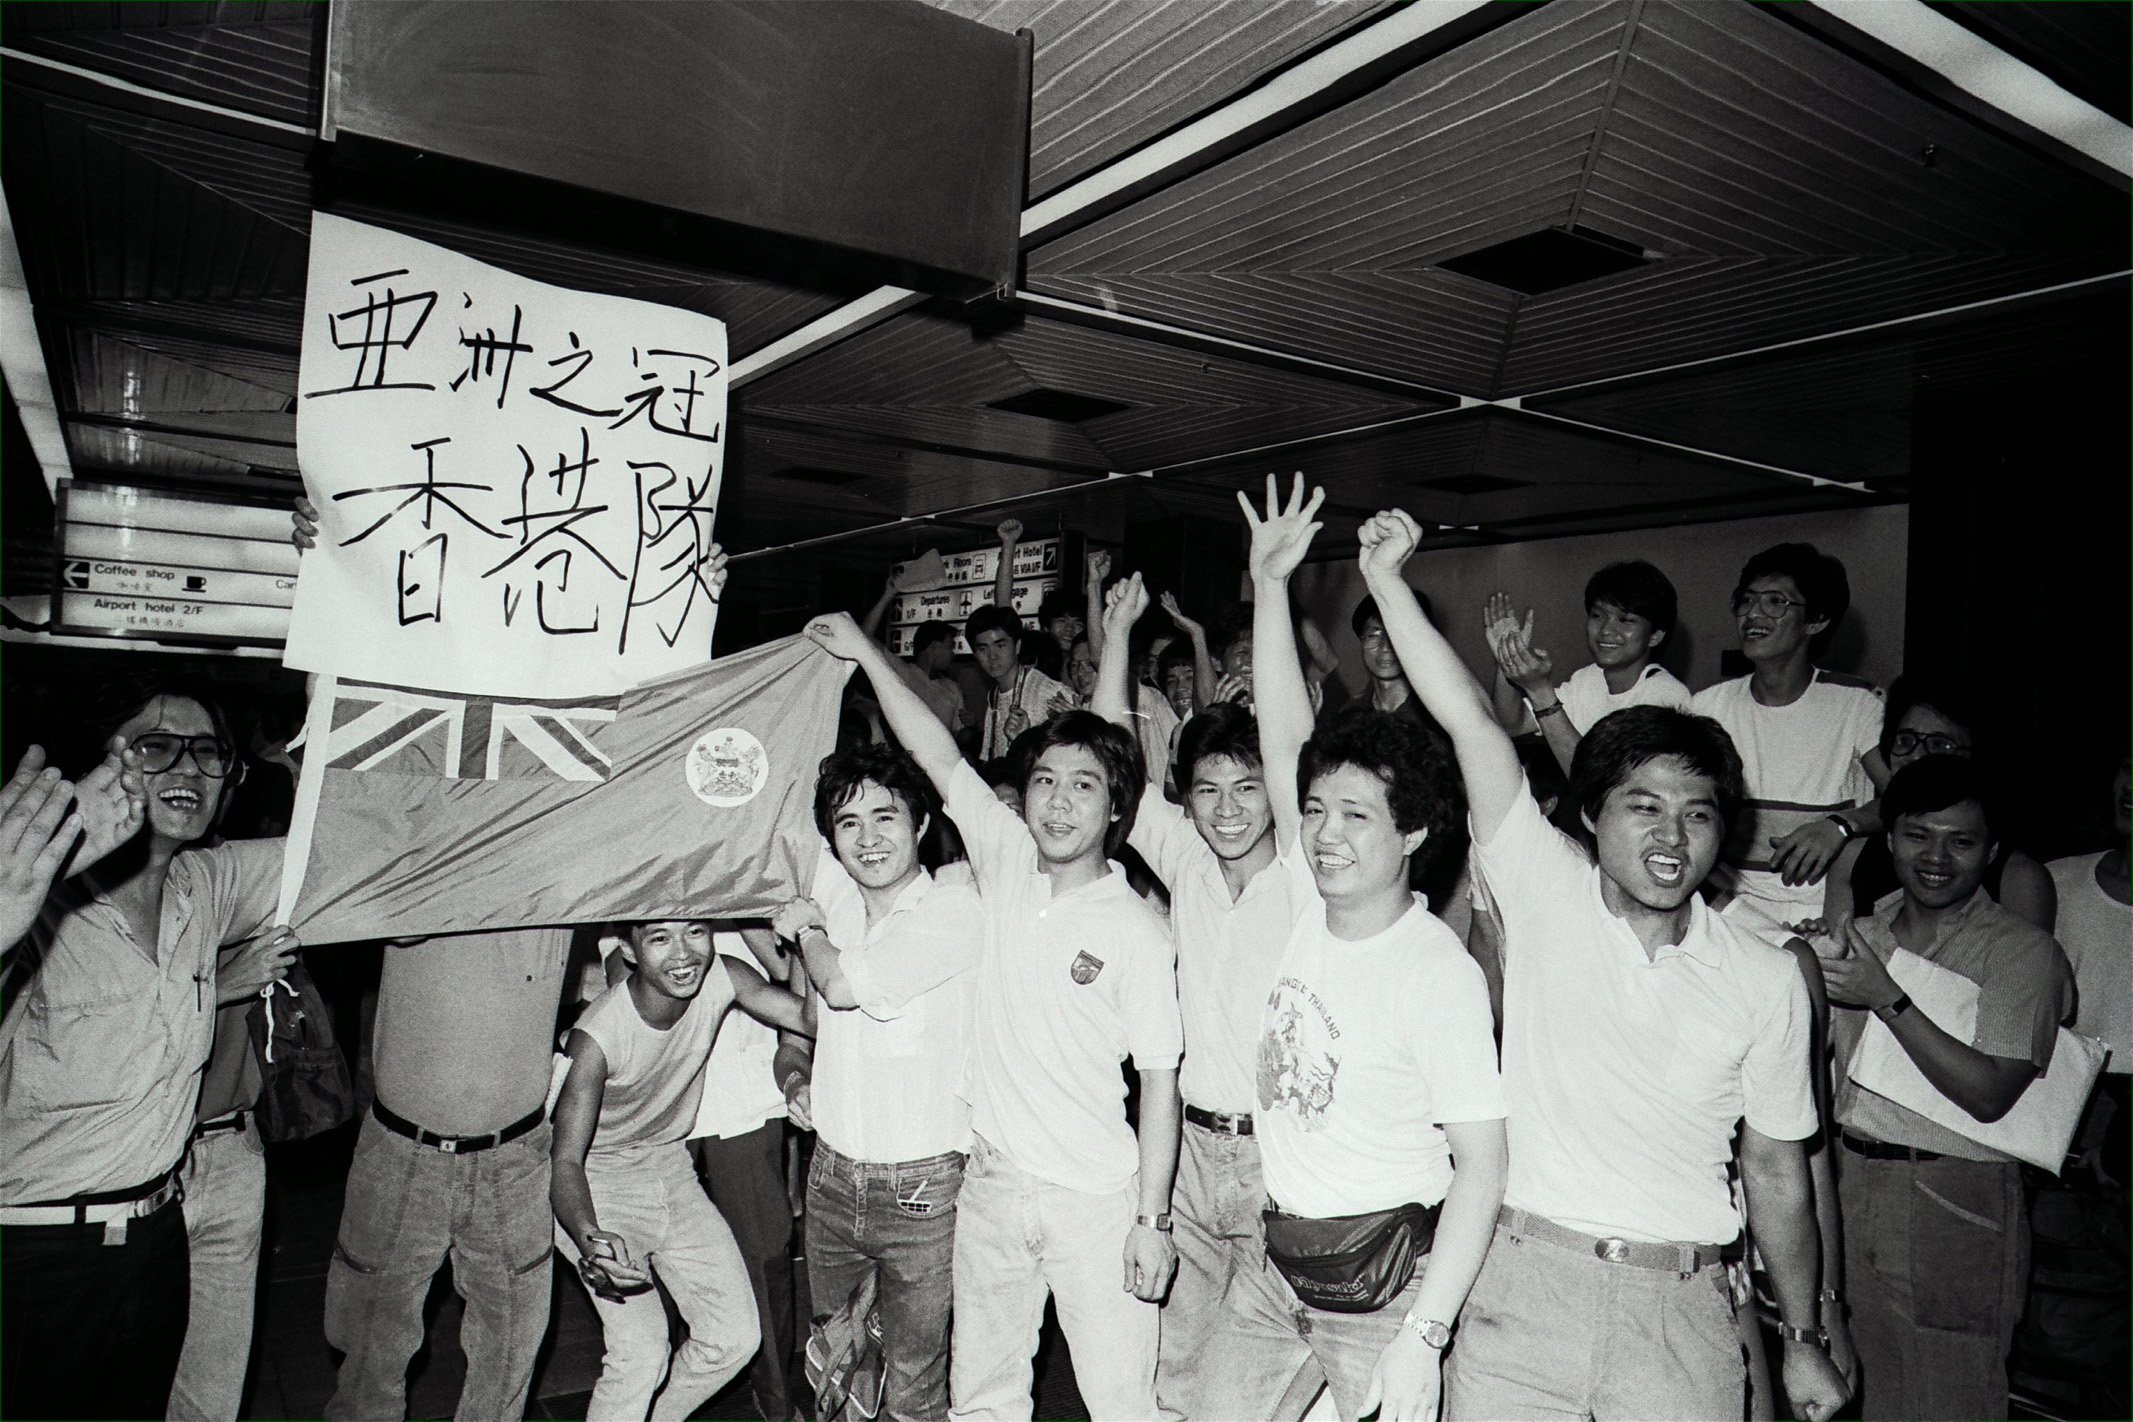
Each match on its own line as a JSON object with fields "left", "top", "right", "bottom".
{"left": 285, "top": 213, "right": 728, "bottom": 697}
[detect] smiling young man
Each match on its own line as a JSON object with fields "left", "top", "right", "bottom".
{"left": 770, "top": 744, "right": 982, "bottom": 1422}
{"left": 1179, "top": 478, "right": 1506, "bottom": 1422}
{"left": 1, "top": 688, "right": 289, "bottom": 1422}
{"left": 966, "top": 604, "right": 1069, "bottom": 766}
{"left": 551, "top": 918, "right": 810, "bottom": 1422}
{"left": 1089, "top": 573, "right": 1320, "bottom": 1421}
{"left": 1690, "top": 544, "right": 1882, "bottom": 946}
{"left": 1483, "top": 560, "right": 1692, "bottom": 776}
{"left": 1332, "top": 503, "right": 1849, "bottom": 1422}
{"left": 805, "top": 611, "right": 1182, "bottom": 1422}
{"left": 1819, "top": 757, "right": 2073, "bottom": 1422}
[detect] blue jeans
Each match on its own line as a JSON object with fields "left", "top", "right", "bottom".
{"left": 1842, "top": 1149, "right": 2028, "bottom": 1422}
{"left": 169, "top": 1117, "right": 266, "bottom": 1422}
{"left": 947, "top": 1135, "right": 1158, "bottom": 1422}
{"left": 565, "top": 1143, "right": 760, "bottom": 1421}
{"left": 1195, "top": 1243, "right": 1424, "bottom": 1422}
{"left": 806, "top": 1144, "right": 963, "bottom": 1422}
{"left": 323, "top": 1113, "right": 555, "bottom": 1422}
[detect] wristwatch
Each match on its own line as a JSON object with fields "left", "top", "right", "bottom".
{"left": 1777, "top": 1321, "right": 1830, "bottom": 1349}
{"left": 1135, "top": 1213, "right": 1172, "bottom": 1232}
{"left": 1400, "top": 1313, "right": 1452, "bottom": 1349}
{"left": 1825, "top": 813, "right": 1858, "bottom": 841}
{"left": 1872, "top": 992, "right": 1914, "bottom": 1025}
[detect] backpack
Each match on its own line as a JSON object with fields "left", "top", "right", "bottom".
{"left": 804, "top": 1267, "right": 885, "bottom": 1422}
{"left": 247, "top": 956, "right": 359, "bottom": 1142}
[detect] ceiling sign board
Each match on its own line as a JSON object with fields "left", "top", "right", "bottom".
{"left": 886, "top": 538, "right": 1060, "bottom": 657}
{"left": 52, "top": 481, "right": 300, "bottom": 646}
{"left": 323, "top": 0, "right": 1030, "bottom": 298}
{"left": 285, "top": 214, "right": 729, "bottom": 700}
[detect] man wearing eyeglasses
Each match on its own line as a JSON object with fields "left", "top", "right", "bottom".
{"left": 1, "top": 689, "right": 298, "bottom": 1422}
{"left": 1690, "top": 544, "right": 1883, "bottom": 948}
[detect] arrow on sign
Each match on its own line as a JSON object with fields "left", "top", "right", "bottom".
{"left": 65, "top": 561, "right": 89, "bottom": 591}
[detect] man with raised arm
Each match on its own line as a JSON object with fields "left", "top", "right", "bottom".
{"left": 1190, "top": 476, "right": 1507, "bottom": 1422}
{"left": 803, "top": 612, "right": 1182, "bottom": 1422}
{"left": 1090, "top": 572, "right": 1317, "bottom": 1421}
{"left": 1343, "top": 500, "right": 1848, "bottom": 1422}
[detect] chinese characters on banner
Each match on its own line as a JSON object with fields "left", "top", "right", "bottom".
{"left": 284, "top": 213, "right": 728, "bottom": 698}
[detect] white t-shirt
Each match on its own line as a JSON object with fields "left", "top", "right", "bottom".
{"left": 1689, "top": 670, "right": 1881, "bottom": 938}
{"left": 1127, "top": 786, "right": 1312, "bottom": 1117}
{"left": 2050, "top": 852, "right": 2133, "bottom": 1075}
{"left": 1128, "top": 688, "right": 1181, "bottom": 792}
{"left": 689, "top": 932, "right": 789, "bottom": 1141}
{"left": 1255, "top": 846, "right": 1504, "bottom": 1219}
{"left": 1517, "top": 662, "right": 1692, "bottom": 735}
{"left": 1474, "top": 786, "right": 1818, "bottom": 1245}
{"left": 944, "top": 762, "right": 1183, "bottom": 1194}
{"left": 809, "top": 846, "right": 982, "bottom": 1159}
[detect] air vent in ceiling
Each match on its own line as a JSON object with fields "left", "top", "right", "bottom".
{"left": 778, "top": 466, "right": 866, "bottom": 487}
{"left": 1437, "top": 225, "right": 1651, "bottom": 295}
{"left": 987, "top": 387, "right": 1130, "bottom": 423}
{"left": 1417, "top": 472, "right": 1534, "bottom": 495}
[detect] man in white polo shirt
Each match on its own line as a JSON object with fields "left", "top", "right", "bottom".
{"left": 772, "top": 742, "right": 981, "bottom": 1422}
{"left": 804, "top": 611, "right": 1182, "bottom": 1422}
{"left": 1089, "top": 573, "right": 1321, "bottom": 1421}
{"left": 1343, "top": 502, "right": 1850, "bottom": 1422}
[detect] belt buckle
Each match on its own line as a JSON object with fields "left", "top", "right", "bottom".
{"left": 438, "top": 1137, "right": 460, "bottom": 1154}
{"left": 1595, "top": 1237, "right": 1632, "bottom": 1264}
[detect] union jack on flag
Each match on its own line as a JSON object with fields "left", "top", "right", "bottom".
{"left": 324, "top": 683, "right": 619, "bottom": 783}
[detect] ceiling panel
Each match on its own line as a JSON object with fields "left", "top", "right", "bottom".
{"left": 1027, "top": 0, "right": 1634, "bottom": 394}
{"left": 927, "top": 0, "right": 1392, "bottom": 198}
{"left": 1526, "top": 279, "right": 2129, "bottom": 486}
{"left": 741, "top": 306, "right": 1446, "bottom": 474}
{"left": 1, "top": 3, "right": 319, "bottom": 130}
{"left": 1157, "top": 408, "right": 1805, "bottom": 533}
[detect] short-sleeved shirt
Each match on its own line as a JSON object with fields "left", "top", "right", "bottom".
{"left": 944, "top": 761, "right": 1182, "bottom": 1194}
{"left": 691, "top": 933, "right": 788, "bottom": 1140}
{"left": 1127, "top": 689, "right": 1181, "bottom": 793}
{"left": 1, "top": 838, "right": 281, "bottom": 1202}
{"left": 1516, "top": 663, "right": 1692, "bottom": 735}
{"left": 2049, "top": 853, "right": 2133, "bottom": 1074}
{"left": 577, "top": 964, "right": 735, "bottom": 1160}
{"left": 1128, "top": 786, "right": 1311, "bottom": 1117}
{"left": 1474, "top": 787, "right": 1818, "bottom": 1245}
{"left": 1834, "top": 890, "right": 2075, "bottom": 1160}
{"left": 1256, "top": 846, "right": 1504, "bottom": 1218}
{"left": 809, "top": 846, "right": 981, "bottom": 1162}
{"left": 374, "top": 928, "right": 573, "bottom": 1135}
{"left": 979, "top": 666, "right": 1069, "bottom": 763}
{"left": 1690, "top": 670, "right": 1881, "bottom": 936}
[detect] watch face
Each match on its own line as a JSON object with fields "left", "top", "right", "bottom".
{"left": 1416, "top": 1320, "right": 1451, "bottom": 1348}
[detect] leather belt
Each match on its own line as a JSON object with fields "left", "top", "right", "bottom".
{"left": 1841, "top": 1130, "right": 1945, "bottom": 1164}
{"left": 373, "top": 1100, "right": 543, "bottom": 1155}
{"left": 0, "top": 1162, "right": 184, "bottom": 1240}
{"left": 194, "top": 1110, "right": 250, "bottom": 1142}
{"left": 1184, "top": 1104, "right": 1253, "bottom": 1137}
{"left": 1497, "top": 1205, "right": 1735, "bottom": 1274}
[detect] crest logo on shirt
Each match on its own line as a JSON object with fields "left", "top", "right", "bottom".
{"left": 685, "top": 727, "right": 768, "bottom": 807}
{"left": 1069, "top": 950, "right": 1105, "bottom": 985}
{"left": 1257, "top": 982, "right": 1340, "bottom": 1128}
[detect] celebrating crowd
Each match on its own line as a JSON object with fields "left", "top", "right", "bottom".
{"left": 1, "top": 477, "right": 2125, "bottom": 1422}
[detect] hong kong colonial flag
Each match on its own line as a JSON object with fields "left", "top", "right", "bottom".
{"left": 278, "top": 635, "right": 851, "bottom": 944}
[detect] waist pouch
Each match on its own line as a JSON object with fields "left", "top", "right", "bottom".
{"left": 1262, "top": 1200, "right": 1440, "bottom": 1313}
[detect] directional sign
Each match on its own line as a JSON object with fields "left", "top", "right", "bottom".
{"left": 52, "top": 481, "right": 301, "bottom": 645}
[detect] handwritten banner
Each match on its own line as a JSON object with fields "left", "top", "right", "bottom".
{"left": 284, "top": 213, "right": 728, "bottom": 698}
